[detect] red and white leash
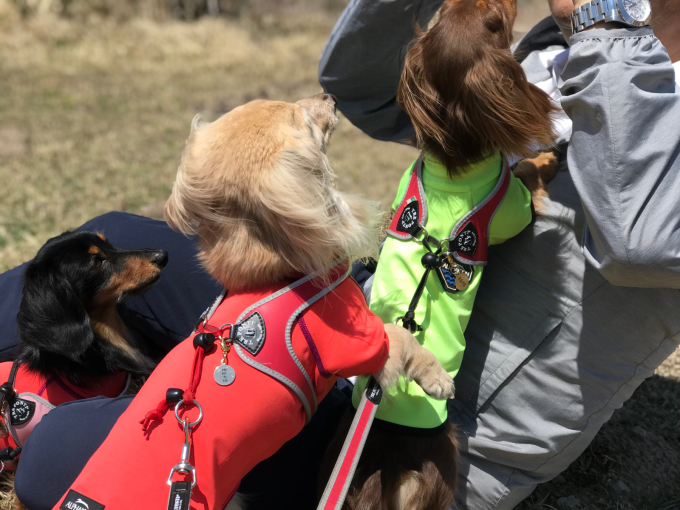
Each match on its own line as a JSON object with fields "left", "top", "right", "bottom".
{"left": 316, "top": 377, "right": 382, "bottom": 510}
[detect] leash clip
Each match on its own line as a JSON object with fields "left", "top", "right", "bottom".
{"left": 393, "top": 314, "right": 422, "bottom": 333}
{"left": 167, "top": 415, "right": 199, "bottom": 489}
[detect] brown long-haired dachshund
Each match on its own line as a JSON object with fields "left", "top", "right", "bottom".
{"left": 321, "top": 1, "right": 558, "bottom": 509}
{"left": 399, "top": 0, "right": 556, "bottom": 176}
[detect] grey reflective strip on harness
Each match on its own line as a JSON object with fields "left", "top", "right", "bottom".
{"left": 234, "top": 344, "right": 315, "bottom": 421}
{"left": 197, "top": 291, "right": 227, "bottom": 332}
{"left": 4, "top": 392, "right": 55, "bottom": 448}
{"left": 203, "top": 259, "right": 350, "bottom": 424}
{"left": 448, "top": 156, "right": 511, "bottom": 266}
{"left": 387, "top": 156, "right": 428, "bottom": 240}
{"left": 235, "top": 260, "right": 350, "bottom": 423}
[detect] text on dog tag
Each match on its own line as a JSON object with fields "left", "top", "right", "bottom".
{"left": 214, "top": 365, "right": 236, "bottom": 386}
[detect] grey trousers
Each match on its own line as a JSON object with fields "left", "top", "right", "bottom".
{"left": 444, "top": 162, "right": 680, "bottom": 508}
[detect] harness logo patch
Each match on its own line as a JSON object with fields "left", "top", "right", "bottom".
{"left": 9, "top": 398, "right": 35, "bottom": 426}
{"left": 60, "top": 490, "right": 104, "bottom": 510}
{"left": 396, "top": 198, "right": 420, "bottom": 234}
{"left": 235, "top": 311, "right": 266, "bottom": 355}
{"left": 453, "top": 222, "right": 478, "bottom": 257}
{"left": 436, "top": 258, "right": 474, "bottom": 294}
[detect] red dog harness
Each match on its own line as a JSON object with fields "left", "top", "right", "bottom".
{"left": 54, "top": 261, "right": 390, "bottom": 510}
{"left": 387, "top": 155, "right": 512, "bottom": 265}
{"left": 202, "top": 260, "right": 351, "bottom": 423}
{"left": 139, "top": 260, "right": 351, "bottom": 434}
{"left": 0, "top": 362, "right": 129, "bottom": 470}
{"left": 230, "top": 265, "right": 351, "bottom": 422}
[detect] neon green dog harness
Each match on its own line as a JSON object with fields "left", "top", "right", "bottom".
{"left": 352, "top": 153, "right": 533, "bottom": 428}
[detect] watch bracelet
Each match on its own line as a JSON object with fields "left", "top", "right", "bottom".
{"left": 571, "top": 0, "right": 626, "bottom": 33}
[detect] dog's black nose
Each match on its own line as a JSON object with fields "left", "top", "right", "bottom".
{"left": 152, "top": 250, "right": 169, "bottom": 269}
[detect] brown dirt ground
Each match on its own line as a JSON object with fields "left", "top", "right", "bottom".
{"left": 0, "top": 2, "right": 678, "bottom": 509}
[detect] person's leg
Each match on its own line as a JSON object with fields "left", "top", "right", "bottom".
{"left": 449, "top": 169, "right": 680, "bottom": 509}
{"left": 453, "top": 293, "right": 680, "bottom": 509}
{"left": 0, "top": 260, "right": 26, "bottom": 361}
{"left": 14, "top": 396, "right": 135, "bottom": 509}
{"left": 0, "top": 212, "right": 223, "bottom": 359}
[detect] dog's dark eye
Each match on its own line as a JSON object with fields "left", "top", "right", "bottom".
{"left": 92, "top": 258, "right": 103, "bottom": 270}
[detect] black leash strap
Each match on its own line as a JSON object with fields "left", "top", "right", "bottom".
{"left": 395, "top": 227, "right": 444, "bottom": 333}
{"left": 0, "top": 360, "right": 22, "bottom": 468}
{"left": 0, "top": 360, "right": 19, "bottom": 406}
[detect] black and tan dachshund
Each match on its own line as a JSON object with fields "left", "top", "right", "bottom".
{"left": 16, "top": 231, "right": 168, "bottom": 386}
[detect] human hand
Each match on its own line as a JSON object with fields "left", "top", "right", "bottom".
{"left": 548, "top": 0, "right": 576, "bottom": 41}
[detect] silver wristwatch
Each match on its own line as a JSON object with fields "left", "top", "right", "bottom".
{"left": 571, "top": 0, "right": 651, "bottom": 34}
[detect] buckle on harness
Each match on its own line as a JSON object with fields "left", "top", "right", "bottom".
{"left": 410, "top": 226, "right": 441, "bottom": 251}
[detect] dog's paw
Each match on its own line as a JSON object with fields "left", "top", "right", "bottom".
{"left": 514, "top": 151, "right": 558, "bottom": 214}
{"left": 514, "top": 151, "right": 558, "bottom": 188}
{"left": 408, "top": 348, "right": 455, "bottom": 400}
{"left": 415, "top": 366, "right": 455, "bottom": 400}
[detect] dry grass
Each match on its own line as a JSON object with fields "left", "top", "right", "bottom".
{"left": 0, "top": 5, "right": 418, "bottom": 271}
{"left": 0, "top": 2, "right": 678, "bottom": 509}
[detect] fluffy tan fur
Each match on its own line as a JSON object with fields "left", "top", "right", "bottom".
{"left": 376, "top": 323, "right": 455, "bottom": 399}
{"left": 165, "top": 94, "right": 456, "bottom": 510}
{"left": 0, "top": 473, "right": 23, "bottom": 510}
{"left": 165, "top": 94, "right": 453, "bottom": 399}
{"left": 165, "top": 96, "right": 383, "bottom": 291}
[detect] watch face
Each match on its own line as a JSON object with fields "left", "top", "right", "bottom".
{"left": 618, "top": 0, "right": 651, "bottom": 23}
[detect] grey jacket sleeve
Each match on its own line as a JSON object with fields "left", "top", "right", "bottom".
{"left": 318, "top": 0, "right": 443, "bottom": 142}
{"left": 560, "top": 27, "right": 680, "bottom": 288}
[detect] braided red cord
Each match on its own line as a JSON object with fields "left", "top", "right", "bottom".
{"left": 140, "top": 399, "right": 170, "bottom": 431}
{"left": 183, "top": 347, "right": 206, "bottom": 405}
{"left": 139, "top": 333, "right": 212, "bottom": 431}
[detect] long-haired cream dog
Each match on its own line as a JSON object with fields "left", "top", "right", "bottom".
{"left": 165, "top": 95, "right": 383, "bottom": 291}
{"left": 51, "top": 94, "right": 454, "bottom": 510}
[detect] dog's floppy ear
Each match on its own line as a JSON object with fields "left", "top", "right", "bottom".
{"left": 190, "top": 113, "right": 207, "bottom": 133}
{"left": 17, "top": 266, "right": 94, "bottom": 360}
{"left": 460, "top": 48, "right": 557, "bottom": 163}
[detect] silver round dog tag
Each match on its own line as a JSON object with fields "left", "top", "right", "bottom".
{"left": 214, "top": 364, "right": 236, "bottom": 386}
